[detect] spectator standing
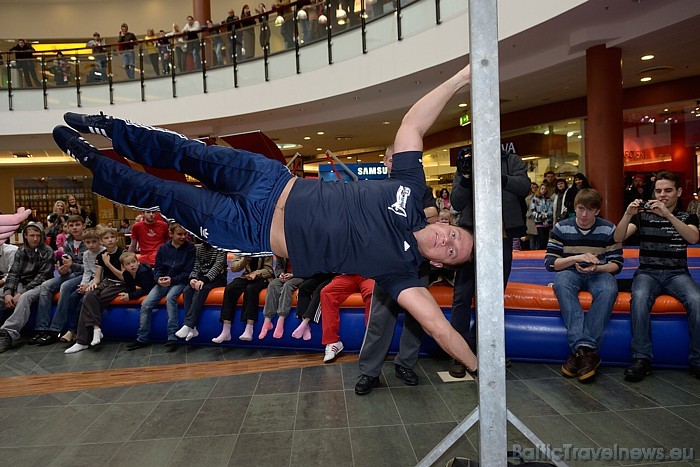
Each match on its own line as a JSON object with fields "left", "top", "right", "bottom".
{"left": 51, "top": 51, "right": 71, "bottom": 86}
{"left": 182, "top": 15, "right": 202, "bottom": 70}
{"left": 85, "top": 32, "right": 107, "bottom": 77}
{"left": 524, "top": 182, "right": 539, "bottom": 250}
{"left": 240, "top": 4, "right": 256, "bottom": 60}
{"left": 144, "top": 28, "right": 161, "bottom": 76}
{"left": 117, "top": 23, "right": 138, "bottom": 79}
{"left": 543, "top": 170, "right": 556, "bottom": 198}
{"left": 10, "top": 39, "right": 41, "bottom": 87}
{"left": 129, "top": 211, "right": 170, "bottom": 266}
{"left": 615, "top": 171, "right": 700, "bottom": 381}
{"left": 546, "top": 189, "right": 623, "bottom": 381}
{"left": 436, "top": 188, "right": 451, "bottom": 211}
{"left": 167, "top": 24, "right": 186, "bottom": 72}
{"left": 530, "top": 183, "right": 553, "bottom": 249}
{"left": 563, "top": 173, "right": 590, "bottom": 219}
{"left": 223, "top": 8, "right": 241, "bottom": 61}
{"left": 552, "top": 178, "right": 569, "bottom": 225}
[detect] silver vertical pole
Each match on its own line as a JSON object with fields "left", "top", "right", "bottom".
{"left": 469, "top": 0, "right": 507, "bottom": 465}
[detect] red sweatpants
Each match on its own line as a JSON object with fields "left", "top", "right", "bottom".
{"left": 319, "top": 274, "right": 374, "bottom": 345}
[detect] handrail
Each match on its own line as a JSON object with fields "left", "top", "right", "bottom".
{"left": 0, "top": 0, "right": 464, "bottom": 111}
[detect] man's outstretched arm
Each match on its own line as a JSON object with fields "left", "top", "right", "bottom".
{"left": 393, "top": 64, "right": 471, "bottom": 153}
{"left": 397, "top": 286, "right": 478, "bottom": 372}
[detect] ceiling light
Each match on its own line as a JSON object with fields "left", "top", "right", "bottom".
{"left": 567, "top": 131, "right": 575, "bottom": 137}
{"left": 276, "top": 143, "right": 302, "bottom": 150}
{"left": 544, "top": 130, "right": 550, "bottom": 135}
{"left": 303, "top": 136, "right": 311, "bottom": 140}
{"left": 641, "top": 54, "right": 654, "bottom": 61}
{"left": 317, "top": 131, "right": 325, "bottom": 135}
{"left": 357, "top": 159, "right": 362, "bottom": 162}
{"left": 346, "top": 156, "right": 352, "bottom": 159}
{"left": 640, "top": 76, "right": 652, "bottom": 82}
{"left": 382, "top": 121, "right": 390, "bottom": 125}
{"left": 458, "top": 103, "right": 467, "bottom": 108}
{"left": 316, "top": 147, "right": 322, "bottom": 151}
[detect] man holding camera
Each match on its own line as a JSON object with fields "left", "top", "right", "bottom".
{"left": 545, "top": 188, "right": 623, "bottom": 381}
{"left": 447, "top": 146, "right": 531, "bottom": 377}
{"left": 615, "top": 170, "right": 700, "bottom": 381}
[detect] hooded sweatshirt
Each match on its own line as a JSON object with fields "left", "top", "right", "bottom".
{"left": 3, "top": 223, "right": 55, "bottom": 297}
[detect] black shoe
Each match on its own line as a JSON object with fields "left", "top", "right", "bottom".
{"left": 624, "top": 358, "right": 652, "bottom": 382}
{"left": 354, "top": 374, "right": 380, "bottom": 395}
{"left": 64, "top": 111, "right": 114, "bottom": 139}
{"left": 164, "top": 340, "right": 178, "bottom": 352}
{"left": 52, "top": 126, "right": 102, "bottom": 169}
{"left": 36, "top": 333, "right": 61, "bottom": 346}
{"left": 394, "top": 364, "right": 419, "bottom": 386}
{"left": 576, "top": 346, "right": 601, "bottom": 381}
{"left": 0, "top": 330, "right": 13, "bottom": 354}
{"left": 448, "top": 358, "right": 467, "bottom": 378}
{"left": 689, "top": 365, "right": 700, "bottom": 379}
{"left": 561, "top": 353, "right": 578, "bottom": 377}
{"left": 28, "top": 332, "right": 47, "bottom": 345}
{"left": 126, "top": 340, "right": 149, "bottom": 350}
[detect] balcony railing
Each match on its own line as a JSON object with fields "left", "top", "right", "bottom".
{"left": 0, "top": 0, "right": 466, "bottom": 111}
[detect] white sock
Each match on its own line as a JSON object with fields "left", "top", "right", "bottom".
{"left": 185, "top": 327, "right": 199, "bottom": 341}
{"left": 239, "top": 323, "right": 254, "bottom": 341}
{"left": 212, "top": 322, "right": 232, "bottom": 344}
{"left": 65, "top": 343, "right": 89, "bottom": 354}
{"left": 91, "top": 329, "right": 103, "bottom": 346}
{"left": 175, "top": 325, "right": 191, "bottom": 339}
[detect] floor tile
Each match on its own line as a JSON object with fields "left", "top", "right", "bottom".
{"left": 74, "top": 401, "right": 157, "bottom": 443}
{"left": 299, "top": 364, "right": 343, "bottom": 392}
{"left": 516, "top": 414, "right": 600, "bottom": 467}
{"left": 209, "top": 373, "right": 260, "bottom": 398}
{"left": 107, "top": 438, "right": 180, "bottom": 467}
{"left": 0, "top": 445, "right": 63, "bottom": 465}
{"left": 129, "top": 399, "right": 204, "bottom": 440}
{"left": 0, "top": 394, "right": 38, "bottom": 409}
{"left": 221, "top": 346, "right": 262, "bottom": 361}
{"left": 48, "top": 442, "right": 123, "bottom": 467}
{"left": 27, "top": 390, "right": 83, "bottom": 407}
{"left": 163, "top": 377, "right": 218, "bottom": 400}
{"left": 417, "top": 356, "right": 453, "bottom": 385}
{"left": 186, "top": 345, "right": 225, "bottom": 363}
{"left": 405, "top": 421, "right": 477, "bottom": 465}
{"left": 523, "top": 377, "right": 609, "bottom": 415}
{"left": 169, "top": 434, "right": 236, "bottom": 467}
{"left": 291, "top": 428, "right": 353, "bottom": 467}
{"left": 667, "top": 404, "right": 700, "bottom": 430}
{"left": 506, "top": 380, "right": 560, "bottom": 419}
{"left": 147, "top": 352, "right": 183, "bottom": 367}
{"left": 185, "top": 396, "right": 251, "bottom": 437}
{"left": 229, "top": 431, "right": 293, "bottom": 465}
{"left": 240, "top": 393, "right": 297, "bottom": 433}
{"left": 70, "top": 386, "right": 131, "bottom": 405}
{"left": 341, "top": 361, "right": 389, "bottom": 391}
{"left": 116, "top": 382, "right": 174, "bottom": 403}
{"left": 617, "top": 408, "right": 700, "bottom": 453}
{"left": 294, "top": 390, "right": 348, "bottom": 430}
{"left": 564, "top": 411, "right": 663, "bottom": 453}
{"left": 380, "top": 360, "right": 429, "bottom": 388}
{"left": 391, "top": 386, "right": 454, "bottom": 424}
{"left": 508, "top": 361, "right": 562, "bottom": 380}
{"left": 344, "top": 388, "right": 402, "bottom": 427}
{"left": 612, "top": 374, "right": 700, "bottom": 407}
{"left": 350, "top": 425, "right": 417, "bottom": 466}
{"left": 435, "top": 382, "right": 479, "bottom": 420}
{"left": 255, "top": 368, "right": 300, "bottom": 395}
{"left": 576, "top": 373, "right": 660, "bottom": 411}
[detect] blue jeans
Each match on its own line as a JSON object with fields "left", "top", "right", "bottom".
{"left": 35, "top": 273, "right": 82, "bottom": 332}
{"left": 137, "top": 283, "right": 187, "bottom": 342}
{"left": 121, "top": 51, "right": 135, "bottom": 79}
{"left": 87, "top": 118, "right": 294, "bottom": 255}
{"left": 553, "top": 269, "right": 617, "bottom": 353}
{"left": 630, "top": 268, "right": 700, "bottom": 365}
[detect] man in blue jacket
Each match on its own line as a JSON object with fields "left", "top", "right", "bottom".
{"left": 128, "top": 223, "right": 195, "bottom": 350}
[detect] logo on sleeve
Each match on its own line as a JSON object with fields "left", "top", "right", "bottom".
{"left": 388, "top": 185, "right": 411, "bottom": 218}
{"left": 404, "top": 241, "right": 410, "bottom": 251}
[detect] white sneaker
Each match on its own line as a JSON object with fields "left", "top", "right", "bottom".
{"left": 323, "top": 341, "right": 344, "bottom": 363}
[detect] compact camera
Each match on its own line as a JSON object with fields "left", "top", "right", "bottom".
{"left": 641, "top": 201, "right": 653, "bottom": 211}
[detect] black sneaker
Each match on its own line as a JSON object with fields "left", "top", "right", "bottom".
{"left": 64, "top": 111, "right": 114, "bottom": 139}
{"left": 395, "top": 364, "right": 419, "bottom": 386}
{"left": 126, "top": 340, "right": 149, "bottom": 350}
{"left": 28, "top": 332, "right": 47, "bottom": 345}
{"left": 37, "top": 333, "right": 61, "bottom": 346}
{"left": 0, "top": 330, "right": 13, "bottom": 354}
{"left": 354, "top": 374, "right": 380, "bottom": 395}
{"left": 624, "top": 358, "right": 652, "bottom": 382}
{"left": 52, "top": 126, "right": 102, "bottom": 169}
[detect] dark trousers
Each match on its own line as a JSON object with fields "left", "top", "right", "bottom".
{"left": 183, "top": 276, "right": 227, "bottom": 328}
{"left": 76, "top": 281, "right": 125, "bottom": 345}
{"left": 450, "top": 237, "right": 513, "bottom": 353}
{"left": 219, "top": 276, "right": 268, "bottom": 323}
{"left": 295, "top": 274, "right": 336, "bottom": 322}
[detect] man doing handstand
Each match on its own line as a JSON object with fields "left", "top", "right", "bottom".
{"left": 52, "top": 65, "right": 478, "bottom": 372}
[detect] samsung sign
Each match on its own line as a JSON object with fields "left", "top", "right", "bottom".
{"left": 319, "top": 163, "right": 389, "bottom": 182}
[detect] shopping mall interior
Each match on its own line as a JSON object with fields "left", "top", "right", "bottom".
{"left": 0, "top": 0, "right": 699, "bottom": 465}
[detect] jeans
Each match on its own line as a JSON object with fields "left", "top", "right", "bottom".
{"left": 137, "top": 283, "right": 187, "bottom": 342}
{"left": 553, "top": 269, "right": 617, "bottom": 353}
{"left": 183, "top": 276, "right": 227, "bottom": 328}
{"left": 630, "top": 268, "right": 700, "bottom": 365}
{"left": 0, "top": 285, "right": 38, "bottom": 341}
{"left": 121, "top": 51, "right": 135, "bottom": 79}
{"left": 35, "top": 274, "right": 82, "bottom": 332}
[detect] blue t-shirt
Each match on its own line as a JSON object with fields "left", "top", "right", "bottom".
{"left": 285, "top": 151, "right": 428, "bottom": 300}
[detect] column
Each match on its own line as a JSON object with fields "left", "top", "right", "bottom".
{"left": 193, "top": 0, "right": 211, "bottom": 25}
{"left": 586, "top": 45, "right": 624, "bottom": 221}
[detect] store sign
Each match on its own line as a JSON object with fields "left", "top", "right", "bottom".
{"left": 318, "top": 163, "right": 388, "bottom": 182}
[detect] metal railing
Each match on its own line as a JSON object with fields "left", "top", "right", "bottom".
{"left": 0, "top": 0, "right": 466, "bottom": 111}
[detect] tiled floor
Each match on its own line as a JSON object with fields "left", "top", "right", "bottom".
{"left": 0, "top": 340, "right": 699, "bottom": 466}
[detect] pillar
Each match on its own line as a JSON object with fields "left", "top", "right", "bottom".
{"left": 585, "top": 45, "right": 624, "bottom": 221}
{"left": 193, "top": 0, "right": 211, "bottom": 24}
